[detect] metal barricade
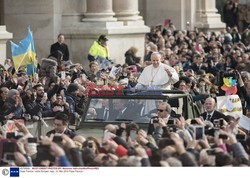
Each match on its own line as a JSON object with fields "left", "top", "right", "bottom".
{"left": 26, "top": 117, "right": 54, "bottom": 137}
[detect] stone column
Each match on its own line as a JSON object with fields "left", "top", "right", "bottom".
{"left": 195, "top": 0, "right": 225, "bottom": 32}
{"left": 143, "top": 0, "right": 186, "bottom": 30}
{"left": 83, "top": 0, "right": 116, "bottom": 21}
{"left": 0, "top": 26, "right": 13, "bottom": 64}
{"left": 200, "top": 0, "right": 218, "bottom": 16}
{"left": 113, "top": 0, "right": 142, "bottom": 21}
{"left": 185, "top": 0, "right": 196, "bottom": 30}
{"left": 63, "top": 0, "right": 149, "bottom": 66}
{"left": 62, "top": 0, "right": 86, "bottom": 27}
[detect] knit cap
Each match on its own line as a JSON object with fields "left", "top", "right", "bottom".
{"left": 7, "top": 89, "right": 19, "bottom": 98}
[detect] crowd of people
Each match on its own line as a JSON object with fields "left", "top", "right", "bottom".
{"left": 223, "top": 0, "right": 250, "bottom": 32}
{"left": 1, "top": 6, "right": 250, "bottom": 166}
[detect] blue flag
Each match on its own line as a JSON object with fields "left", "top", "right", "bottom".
{"left": 10, "top": 26, "right": 36, "bottom": 71}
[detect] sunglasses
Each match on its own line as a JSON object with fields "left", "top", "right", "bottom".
{"left": 157, "top": 109, "right": 166, "bottom": 112}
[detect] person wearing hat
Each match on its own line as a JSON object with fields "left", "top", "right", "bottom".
{"left": 40, "top": 51, "right": 63, "bottom": 84}
{"left": 65, "top": 83, "right": 81, "bottom": 125}
{"left": 88, "top": 34, "right": 110, "bottom": 62}
{"left": 2, "top": 89, "right": 24, "bottom": 122}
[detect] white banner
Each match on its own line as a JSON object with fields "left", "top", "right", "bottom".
{"left": 216, "top": 95, "right": 243, "bottom": 118}
{"left": 238, "top": 115, "right": 250, "bottom": 131}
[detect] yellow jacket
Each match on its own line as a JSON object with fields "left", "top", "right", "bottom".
{"left": 89, "top": 41, "right": 109, "bottom": 59}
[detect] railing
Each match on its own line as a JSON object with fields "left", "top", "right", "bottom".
{"left": 26, "top": 117, "right": 54, "bottom": 137}
{"left": 0, "top": 117, "right": 77, "bottom": 138}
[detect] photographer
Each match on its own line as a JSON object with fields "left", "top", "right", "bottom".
{"left": 147, "top": 102, "right": 175, "bottom": 140}
{"left": 65, "top": 83, "right": 81, "bottom": 125}
{"left": 50, "top": 94, "right": 70, "bottom": 116}
{"left": 34, "top": 84, "right": 53, "bottom": 117}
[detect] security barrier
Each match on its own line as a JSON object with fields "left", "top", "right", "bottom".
{"left": 26, "top": 117, "right": 54, "bottom": 137}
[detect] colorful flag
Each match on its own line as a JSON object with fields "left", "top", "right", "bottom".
{"left": 27, "top": 62, "right": 37, "bottom": 76}
{"left": 10, "top": 26, "right": 36, "bottom": 71}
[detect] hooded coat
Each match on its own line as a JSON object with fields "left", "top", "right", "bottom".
{"left": 40, "top": 57, "right": 58, "bottom": 81}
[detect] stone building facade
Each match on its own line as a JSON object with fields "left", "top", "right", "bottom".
{"left": 0, "top": 0, "right": 225, "bottom": 66}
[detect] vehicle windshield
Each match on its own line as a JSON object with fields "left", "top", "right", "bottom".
{"left": 84, "top": 96, "right": 185, "bottom": 123}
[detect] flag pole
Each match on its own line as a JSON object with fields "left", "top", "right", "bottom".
{"left": 16, "top": 52, "right": 28, "bottom": 71}
{"left": 32, "top": 61, "right": 35, "bottom": 83}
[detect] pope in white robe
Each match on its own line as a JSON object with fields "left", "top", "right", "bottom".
{"left": 137, "top": 52, "right": 179, "bottom": 90}
{"left": 136, "top": 52, "right": 179, "bottom": 115}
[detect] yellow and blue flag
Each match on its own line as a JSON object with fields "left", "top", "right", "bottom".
{"left": 10, "top": 26, "right": 36, "bottom": 73}
{"left": 26, "top": 62, "right": 37, "bottom": 76}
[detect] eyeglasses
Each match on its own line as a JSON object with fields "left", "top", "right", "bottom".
{"left": 157, "top": 109, "right": 165, "bottom": 112}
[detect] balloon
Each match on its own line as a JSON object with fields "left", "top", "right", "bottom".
{"left": 223, "top": 77, "right": 231, "bottom": 87}
{"left": 221, "top": 84, "right": 230, "bottom": 91}
{"left": 225, "top": 87, "right": 234, "bottom": 96}
{"left": 231, "top": 86, "right": 237, "bottom": 94}
{"left": 231, "top": 79, "right": 237, "bottom": 86}
{"left": 225, "top": 86, "right": 238, "bottom": 95}
{"left": 229, "top": 77, "right": 233, "bottom": 86}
